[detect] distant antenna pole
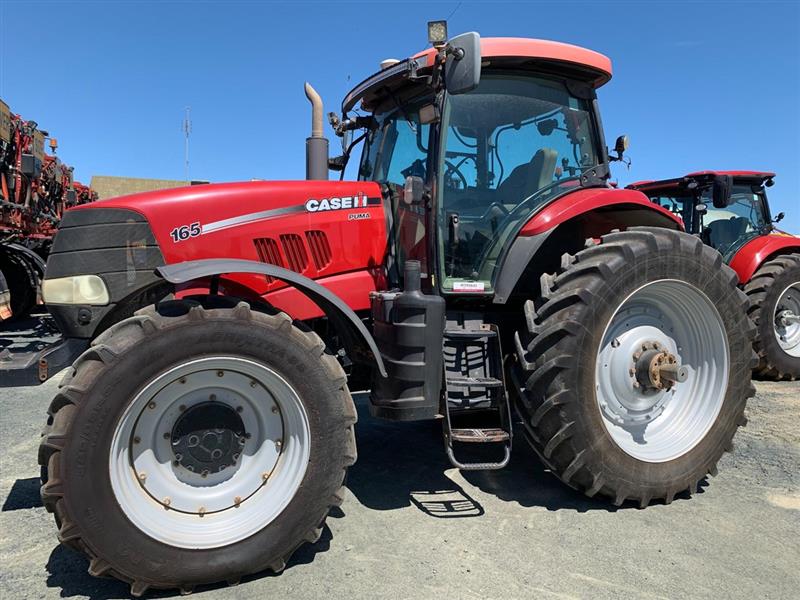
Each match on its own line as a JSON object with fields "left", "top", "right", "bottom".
{"left": 183, "top": 106, "right": 191, "bottom": 181}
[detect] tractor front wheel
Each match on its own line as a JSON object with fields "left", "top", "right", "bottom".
{"left": 745, "top": 253, "right": 800, "bottom": 380}
{"left": 38, "top": 299, "right": 356, "bottom": 596}
{"left": 512, "top": 228, "right": 755, "bottom": 507}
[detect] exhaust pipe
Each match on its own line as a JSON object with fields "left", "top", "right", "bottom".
{"left": 304, "top": 82, "right": 329, "bottom": 181}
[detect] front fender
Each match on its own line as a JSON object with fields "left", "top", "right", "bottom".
{"left": 157, "top": 258, "right": 387, "bottom": 377}
{"left": 493, "top": 188, "right": 683, "bottom": 303}
{"left": 729, "top": 234, "right": 800, "bottom": 283}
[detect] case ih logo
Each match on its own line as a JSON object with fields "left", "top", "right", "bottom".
{"left": 305, "top": 193, "right": 371, "bottom": 212}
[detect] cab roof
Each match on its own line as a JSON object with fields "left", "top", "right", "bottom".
{"left": 629, "top": 170, "right": 776, "bottom": 191}
{"left": 414, "top": 37, "right": 612, "bottom": 86}
{"left": 343, "top": 37, "right": 612, "bottom": 113}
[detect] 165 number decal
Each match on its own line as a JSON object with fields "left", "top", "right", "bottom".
{"left": 170, "top": 222, "right": 201, "bottom": 243}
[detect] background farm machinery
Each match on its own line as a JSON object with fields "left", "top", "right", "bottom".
{"left": 0, "top": 98, "right": 97, "bottom": 321}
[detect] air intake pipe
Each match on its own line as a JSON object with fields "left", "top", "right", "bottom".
{"left": 304, "top": 82, "right": 329, "bottom": 180}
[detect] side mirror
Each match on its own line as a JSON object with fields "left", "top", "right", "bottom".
{"left": 445, "top": 32, "right": 481, "bottom": 95}
{"left": 403, "top": 175, "right": 425, "bottom": 205}
{"left": 774, "top": 212, "right": 785, "bottom": 223}
{"left": 712, "top": 175, "right": 733, "bottom": 208}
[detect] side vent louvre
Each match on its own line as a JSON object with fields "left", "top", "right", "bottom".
{"left": 253, "top": 237, "right": 283, "bottom": 282}
{"left": 280, "top": 234, "right": 309, "bottom": 273}
{"left": 305, "top": 230, "right": 332, "bottom": 270}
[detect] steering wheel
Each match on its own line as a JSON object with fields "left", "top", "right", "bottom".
{"left": 444, "top": 160, "right": 469, "bottom": 190}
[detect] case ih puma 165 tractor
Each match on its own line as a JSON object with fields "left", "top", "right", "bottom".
{"left": 32, "top": 24, "right": 754, "bottom": 595}
{"left": 629, "top": 172, "right": 799, "bottom": 380}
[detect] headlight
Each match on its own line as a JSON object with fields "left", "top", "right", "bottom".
{"left": 42, "top": 275, "right": 110, "bottom": 305}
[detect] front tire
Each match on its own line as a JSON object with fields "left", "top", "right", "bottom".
{"left": 38, "top": 299, "right": 356, "bottom": 596}
{"left": 745, "top": 253, "right": 800, "bottom": 380}
{"left": 512, "top": 228, "right": 755, "bottom": 507}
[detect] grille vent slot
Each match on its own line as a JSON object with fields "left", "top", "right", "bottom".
{"left": 305, "top": 230, "right": 332, "bottom": 270}
{"left": 280, "top": 234, "right": 309, "bottom": 273}
{"left": 253, "top": 237, "right": 282, "bottom": 282}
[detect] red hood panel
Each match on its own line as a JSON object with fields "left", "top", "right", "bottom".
{"left": 78, "top": 180, "right": 388, "bottom": 302}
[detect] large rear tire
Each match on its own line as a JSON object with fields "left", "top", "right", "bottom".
{"left": 511, "top": 228, "right": 755, "bottom": 507}
{"left": 38, "top": 299, "right": 356, "bottom": 596}
{"left": 0, "top": 247, "right": 39, "bottom": 320}
{"left": 745, "top": 253, "right": 800, "bottom": 380}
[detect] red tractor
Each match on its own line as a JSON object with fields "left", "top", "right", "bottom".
{"left": 23, "top": 24, "right": 754, "bottom": 595}
{"left": 629, "top": 172, "right": 799, "bottom": 379}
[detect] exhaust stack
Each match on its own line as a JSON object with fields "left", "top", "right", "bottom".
{"left": 304, "top": 82, "right": 329, "bottom": 180}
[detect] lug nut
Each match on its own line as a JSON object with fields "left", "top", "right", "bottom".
{"left": 163, "top": 432, "right": 170, "bottom": 439}
{"left": 234, "top": 496, "right": 242, "bottom": 507}
{"left": 138, "top": 473, "right": 147, "bottom": 482}
{"left": 133, "top": 436, "right": 141, "bottom": 444}
{"left": 198, "top": 507, "right": 206, "bottom": 517}
{"left": 163, "top": 497, "right": 171, "bottom": 508}
{"left": 250, "top": 380, "right": 257, "bottom": 388}
{"left": 210, "top": 394, "right": 217, "bottom": 401}
{"left": 262, "top": 471, "right": 271, "bottom": 481}
{"left": 275, "top": 439, "right": 282, "bottom": 450}
{"left": 236, "top": 406, "right": 243, "bottom": 413}
{"left": 179, "top": 404, "right": 187, "bottom": 412}
{"left": 217, "top": 371, "right": 224, "bottom": 377}
{"left": 148, "top": 401, "right": 156, "bottom": 410}
{"left": 271, "top": 405, "right": 279, "bottom": 414}
{"left": 179, "top": 377, "right": 186, "bottom": 384}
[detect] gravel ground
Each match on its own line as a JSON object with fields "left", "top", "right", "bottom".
{"left": 0, "top": 375, "right": 797, "bottom": 600}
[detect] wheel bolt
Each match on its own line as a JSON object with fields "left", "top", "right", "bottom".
{"left": 179, "top": 404, "right": 187, "bottom": 412}
{"left": 163, "top": 497, "right": 171, "bottom": 508}
{"left": 148, "top": 402, "right": 156, "bottom": 410}
{"left": 250, "top": 380, "right": 257, "bottom": 388}
{"left": 133, "top": 436, "right": 141, "bottom": 444}
{"left": 271, "top": 405, "right": 279, "bottom": 414}
{"left": 138, "top": 473, "right": 147, "bottom": 482}
{"left": 262, "top": 471, "right": 271, "bottom": 481}
{"left": 275, "top": 439, "right": 282, "bottom": 449}
{"left": 611, "top": 338, "right": 620, "bottom": 348}
{"left": 198, "top": 507, "right": 206, "bottom": 516}
{"left": 210, "top": 394, "right": 217, "bottom": 401}
{"left": 201, "top": 470, "right": 209, "bottom": 478}
{"left": 217, "top": 371, "right": 224, "bottom": 377}
{"left": 237, "top": 406, "right": 243, "bottom": 413}
{"left": 628, "top": 368, "right": 635, "bottom": 377}
{"left": 163, "top": 432, "right": 170, "bottom": 439}
{"left": 234, "top": 496, "right": 242, "bottom": 507}
{"left": 633, "top": 382, "right": 640, "bottom": 389}
{"left": 179, "top": 377, "right": 186, "bottom": 384}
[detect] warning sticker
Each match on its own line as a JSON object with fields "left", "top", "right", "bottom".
{"left": 453, "top": 281, "right": 486, "bottom": 292}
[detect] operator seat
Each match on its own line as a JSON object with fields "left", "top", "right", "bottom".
{"left": 706, "top": 216, "right": 749, "bottom": 251}
{"left": 497, "top": 148, "right": 558, "bottom": 205}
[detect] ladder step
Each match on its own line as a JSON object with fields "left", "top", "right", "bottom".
{"left": 444, "top": 328, "right": 497, "bottom": 340}
{"left": 451, "top": 428, "right": 510, "bottom": 443}
{"left": 446, "top": 376, "right": 503, "bottom": 389}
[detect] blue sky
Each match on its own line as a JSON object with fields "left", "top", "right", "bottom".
{"left": 1, "top": 1, "right": 798, "bottom": 232}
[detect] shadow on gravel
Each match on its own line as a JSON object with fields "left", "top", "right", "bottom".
{"left": 347, "top": 394, "right": 698, "bottom": 513}
{"left": 45, "top": 525, "right": 336, "bottom": 599}
{"left": 2, "top": 476, "right": 43, "bottom": 511}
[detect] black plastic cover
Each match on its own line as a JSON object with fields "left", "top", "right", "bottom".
{"left": 369, "top": 261, "right": 445, "bottom": 421}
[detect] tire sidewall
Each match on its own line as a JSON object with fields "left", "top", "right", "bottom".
{"left": 566, "top": 249, "right": 750, "bottom": 489}
{"left": 61, "top": 316, "right": 349, "bottom": 585}
{"left": 752, "top": 258, "right": 800, "bottom": 376}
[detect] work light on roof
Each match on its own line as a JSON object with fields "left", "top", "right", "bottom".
{"left": 427, "top": 20, "right": 448, "bottom": 46}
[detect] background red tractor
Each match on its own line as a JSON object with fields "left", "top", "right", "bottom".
{"left": 629, "top": 172, "right": 799, "bottom": 379}
{"left": 11, "top": 24, "right": 755, "bottom": 595}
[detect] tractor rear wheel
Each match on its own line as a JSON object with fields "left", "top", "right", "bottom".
{"left": 745, "top": 253, "right": 800, "bottom": 380}
{"left": 0, "top": 248, "right": 38, "bottom": 320}
{"left": 512, "top": 228, "right": 755, "bottom": 507}
{"left": 38, "top": 299, "right": 356, "bottom": 596}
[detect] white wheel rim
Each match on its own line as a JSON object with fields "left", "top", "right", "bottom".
{"left": 774, "top": 283, "right": 800, "bottom": 357}
{"left": 109, "top": 356, "right": 310, "bottom": 549}
{"left": 595, "top": 280, "right": 729, "bottom": 463}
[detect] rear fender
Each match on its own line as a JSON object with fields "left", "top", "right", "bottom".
{"left": 157, "top": 258, "right": 387, "bottom": 377}
{"left": 493, "top": 188, "right": 683, "bottom": 303}
{"left": 729, "top": 235, "right": 800, "bottom": 283}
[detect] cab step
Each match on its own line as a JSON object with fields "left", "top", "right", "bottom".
{"left": 442, "top": 318, "right": 512, "bottom": 471}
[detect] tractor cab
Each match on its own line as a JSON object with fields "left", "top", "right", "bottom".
{"left": 334, "top": 26, "right": 614, "bottom": 295}
{"left": 629, "top": 171, "right": 777, "bottom": 260}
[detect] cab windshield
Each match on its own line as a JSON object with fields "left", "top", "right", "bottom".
{"left": 648, "top": 183, "right": 769, "bottom": 257}
{"left": 437, "top": 73, "right": 601, "bottom": 293}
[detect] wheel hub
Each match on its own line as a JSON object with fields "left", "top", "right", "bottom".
{"left": 634, "top": 342, "right": 688, "bottom": 392}
{"left": 170, "top": 401, "right": 246, "bottom": 476}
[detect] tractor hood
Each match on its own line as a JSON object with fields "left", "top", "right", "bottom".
{"left": 72, "top": 179, "right": 386, "bottom": 265}
{"left": 49, "top": 179, "right": 389, "bottom": 327}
